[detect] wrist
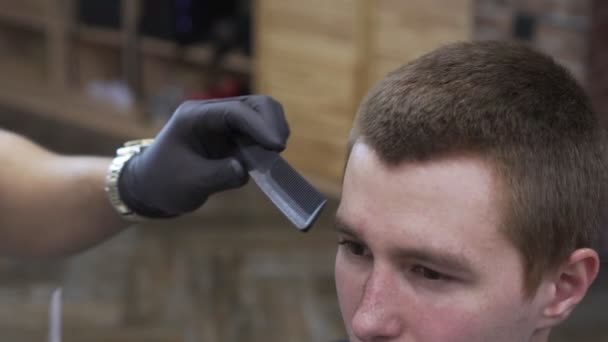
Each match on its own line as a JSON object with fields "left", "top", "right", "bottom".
{"left": 117, "top": 156, "right": 178, "bottom": 219}
{"left": 105, "top": 139, "right": 177, "bottom": 221}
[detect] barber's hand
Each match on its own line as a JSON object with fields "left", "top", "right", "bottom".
{"left": 118, "top": 95, "right": 290, "bottom": 217}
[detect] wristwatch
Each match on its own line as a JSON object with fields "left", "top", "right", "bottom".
{"left": 105, "top": 139, "right": 155, "bottom": 222}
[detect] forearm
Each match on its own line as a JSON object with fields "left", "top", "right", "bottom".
{"left": 0, "top": 131, "right": 129, "bottom": 258}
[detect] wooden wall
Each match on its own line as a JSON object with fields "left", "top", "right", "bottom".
{"left": 255, "top": 0, "right": 472, "bottom": 194}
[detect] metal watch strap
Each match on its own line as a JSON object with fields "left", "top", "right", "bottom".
{"left": 105, "top": 139, "right": 155, "bottom": 222}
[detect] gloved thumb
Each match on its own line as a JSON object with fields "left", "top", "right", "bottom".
{"left": 202, "top": 157, "right": 249, "bottom": 194}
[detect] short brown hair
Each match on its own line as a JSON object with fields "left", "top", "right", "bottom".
{"left": 349, "top": 40, "right": 607, "bottom": 296}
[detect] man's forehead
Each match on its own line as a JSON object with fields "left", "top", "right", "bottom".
{"left": 343, "top": 143, "right": 500, "bottom": 220}
{"left": 339, "top": 142, "right": 513, "bottom": 269}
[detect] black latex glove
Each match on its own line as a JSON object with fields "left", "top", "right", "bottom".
{"left": 117, "top": 95, "right": 290, "bottom": 217}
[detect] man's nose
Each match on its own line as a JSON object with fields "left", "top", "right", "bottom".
{"left": 351, "top": 267, "right": 404, "bottom": 340}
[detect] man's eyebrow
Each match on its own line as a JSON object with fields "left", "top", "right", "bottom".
{"left": 392, "top": 247, "right": 474, "bottom": 276}
{"left": 334, "top": 215, "right": 474, "bottom": 275}
{"left": 333, "top": 215, "right": 361, "bottom": 238}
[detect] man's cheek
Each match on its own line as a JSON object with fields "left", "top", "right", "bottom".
{"left": 335, "top": 255, "right": 364, "bottom": 325}
{"left": 398, "top": 290, "right": 487, "bottom": 342}
{"left": 423, "top": 290, "right": 534, "bottom": 342}
{"left": 430, "top": 309, "right": 480, "bottom": 340}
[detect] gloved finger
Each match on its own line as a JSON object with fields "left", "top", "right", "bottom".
{"left": 239, "top": 95, "right": 290, "bottom": 148}
{"left": 200, "top": 157, "right": 249, "bottom": 194}
{"left": 190, "top": 100, "right": 287, "bottom": 150}
{"left": 223, "top": 101, "right": 288, "bottom": 150}
{"left": 270, "top": 100, "right": 290, "bottom": 145}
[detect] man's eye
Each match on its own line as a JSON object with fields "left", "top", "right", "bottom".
{"left": 338, "top": 240, "right": 368, "bottom": 257}
{"left": 411, "top": 265, "right": 448, "bottom": 281}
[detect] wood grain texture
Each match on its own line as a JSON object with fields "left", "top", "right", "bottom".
{"left": 255, "top": 0, "right": 472, "bottom": 193}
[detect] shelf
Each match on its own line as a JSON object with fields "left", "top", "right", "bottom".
{"left": 0, "top": 8, "right": 252, "bottom": 74}
{"left": 0, "top": 59, "right": 160, "bottom": 140}
{"left": 0, "top": 6, "right": 46, "bottom": 31}
{"left": 140, "top": 35, "right": 252, "bottom": 75}
{"left": 76, "top": 25, "right": 251, "bottom": 75}
{"left": 76, "top": 25, "right": 121, "bottom": 48}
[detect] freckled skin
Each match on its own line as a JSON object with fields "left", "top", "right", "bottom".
{"left": 335, "top": 142, "right": 551, "bottom": 342}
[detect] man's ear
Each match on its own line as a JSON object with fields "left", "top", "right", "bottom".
{"left": 542, "top": 248, "right": 600, "bottom": 324}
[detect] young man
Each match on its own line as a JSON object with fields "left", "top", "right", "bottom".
{"left": 334, "top": 40, "right": 606, "bottom": 341}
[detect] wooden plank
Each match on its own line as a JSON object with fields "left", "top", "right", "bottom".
{"left": 45, "top": 0, "right": 74, "bottom": 89}
{"left": 258, "top": 0, "right": 357, "bottom": 43}
{"left": 257, "top": 62, "right": 357, "bottom": 105}
{"left": 255, "top": 0, "right": 363, "bottom": 192}
{"left": 257, "top": 27, "right": 356, "bottom": 63}
{"left": 370, "top": 0, "right": 473, "bottom": 85}
{"left": 353, "top": 0, "right": 374, "bottom": 109}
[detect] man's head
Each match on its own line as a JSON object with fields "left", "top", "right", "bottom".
{"left": 335, "top": 41, "right": 607, "bottom": 341}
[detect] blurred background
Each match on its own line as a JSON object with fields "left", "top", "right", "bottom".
{"left": 0, "top": 0, "right": 606, "bottom": 341}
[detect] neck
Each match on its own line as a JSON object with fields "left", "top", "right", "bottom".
{"left": 529, "top": 327, "right": 551, "bottom": 342}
